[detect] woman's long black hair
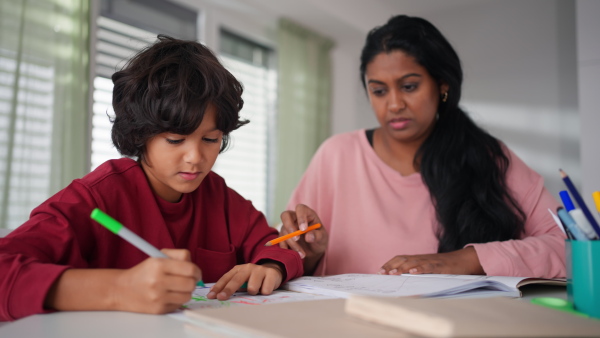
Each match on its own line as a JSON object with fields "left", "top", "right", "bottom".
{"left": 360, "top": 15, "right": 525, "bottom": 252}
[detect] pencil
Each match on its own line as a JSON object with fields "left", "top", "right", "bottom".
{"left": 559, "top": 169, "right": 600, "bottom": 238}
{"left": 592, "top": 191, "right": 600, "bottom": 214}
{"left": 90, "top": 208, "right": 205, "bottom": 287}
{"left": 265, "top": 223, "right": 322, "bottom": 246}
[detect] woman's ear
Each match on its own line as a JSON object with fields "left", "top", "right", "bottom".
{"left": 440, "top": 82, "right": 449, "bottom": 96}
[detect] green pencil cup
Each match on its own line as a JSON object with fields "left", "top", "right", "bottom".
{"left": 566, "top": 240, "right": 600, "bottom": 318}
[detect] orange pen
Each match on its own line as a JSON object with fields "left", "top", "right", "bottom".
{"left": 265, "top": 223, "right": 322, "bottom": 246}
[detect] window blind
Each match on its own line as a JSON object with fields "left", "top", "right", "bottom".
{"left": 91, "top": 16, "right": 156, "bottom": 170}
{"left": 213, "top": 31, "right": 276, "bottom": 218}
{"left": 0, "top": 3, "right": 57, "bottom": 228}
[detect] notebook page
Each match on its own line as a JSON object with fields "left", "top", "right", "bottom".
{"left": 169, "top": 283, "right": 337, "bottom": 321}
{"left": 283, "top": 274, "right": 523, "bottom": 298}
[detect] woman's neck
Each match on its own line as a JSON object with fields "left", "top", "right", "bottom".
{"left": 372, "top": 128, "right": 424, "bottom": 176}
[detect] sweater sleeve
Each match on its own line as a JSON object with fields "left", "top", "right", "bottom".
{"left": 285, "top": 137, "right": 340, "bottom": 276}
{"left": 467, "top": 150, "right": 566, "bottom": 278}
{"left": 0, "top": 182, "right": 97, "bottom": 321}
{"left": 227, "top": 189, "right": 304, "bottom": 283}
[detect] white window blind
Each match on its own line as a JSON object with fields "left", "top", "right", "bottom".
{"left": 91, "top": 16, "right": 156, "bottom": 170}
{"left": 213, "top": 31, "right": 276, "bottom": 218}
{"left": 0, "top": 50, "right": 54, "bottom": 229}
{"left": 0, "top": 7, "right": 55, "bottom": 228}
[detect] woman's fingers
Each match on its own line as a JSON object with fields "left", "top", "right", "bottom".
{"left": 377, "top": 250, "right": 483, "bottom": 275}
{"left": 293, "top": 204, "right": 319, "bottom": 231}
{"left": 283, "top": 238, "right": 306, "bottom": 259}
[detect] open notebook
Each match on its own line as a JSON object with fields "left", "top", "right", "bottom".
{"left": 282, "top": 273, "right": 565, "bottom": 299}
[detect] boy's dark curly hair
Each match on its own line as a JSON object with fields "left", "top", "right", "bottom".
{"left": 111, "top": 34, "right": 247, "bottom": 157}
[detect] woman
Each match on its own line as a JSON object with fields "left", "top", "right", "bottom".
{"left": 279, "top": 15, "right": 565, "bottom": 278}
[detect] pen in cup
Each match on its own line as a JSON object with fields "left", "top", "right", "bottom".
{"left": 559, "top": 191, "right": 598, "bottom": 240}
{"left": 559, "top": 169, "right": 600, "bottom": 238}
{"left": 592, "top": 191, "right": 600, "bottom": 220}
{"left": 557, "top": 208, "right": 588, "bottom": 241}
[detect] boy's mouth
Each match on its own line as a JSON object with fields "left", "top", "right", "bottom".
{"left": 179, "top": 172, "right": 200, "bottom": 181}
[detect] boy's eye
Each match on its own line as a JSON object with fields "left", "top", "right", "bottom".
{"left": 203, "top": 137, "right": 219, "bottom": 143}
{"left": 166, "top": 138, "right": 184, "bottom": 145}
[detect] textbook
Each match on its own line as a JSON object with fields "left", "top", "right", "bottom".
{"left": 282, "top": 273, "right": 566, "bottom": 299}
{"left": 345, "top": 296, "right": 600, "bottom": 337}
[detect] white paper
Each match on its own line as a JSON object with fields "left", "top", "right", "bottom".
{"left": 282, "top": 274, "right": 528, "bottom": 299}
{"left": 169, "top": 283, "right": 337, "bottom": 321}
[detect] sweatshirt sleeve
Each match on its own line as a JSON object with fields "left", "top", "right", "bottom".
{"left": 227, "top": 189, "right": 304, "bottom": 283}
{"left": 0, "top": 182, "right": 97, "bottom": 321}
{"left": 467, "top": 150, "right": 566, "bottom": 278}
{"left": 284, "top": 137, "right": 343, "bottom": 277}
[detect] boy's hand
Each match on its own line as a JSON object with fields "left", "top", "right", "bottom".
{"left": 378, "top": 247, "right": 485, "bottom": 276}
{"left": 279, "top": 204, "right": 328, "bottom": 275}
{"left": 206, "top": 263, "right": 284, "bottom": 301}
{"left": 112, "top": 248, "right": 202, "bottom": 314}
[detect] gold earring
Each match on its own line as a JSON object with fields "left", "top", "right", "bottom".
{"left": 442, "top": 92, "right": 448, "bottom": 103}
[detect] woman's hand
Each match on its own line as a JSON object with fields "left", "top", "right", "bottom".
{"left": 279, "top": 204, "right": 328, "bottom": 275}
{"left": 378, "top": 247, "right": 485, "bottom": 275}
{"left": 112, "top": 248, "right": 202, "bottom": 313}
{"left": 206, "top": 262, "right": 284, "bottom": 300}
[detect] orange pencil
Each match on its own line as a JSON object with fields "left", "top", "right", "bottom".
{"left": 265, "top": 223, "right": 322, "bottom": 246}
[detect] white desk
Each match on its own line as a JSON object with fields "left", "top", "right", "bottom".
{"left": 0, "top": 285, "right": 569, "bottom": 338}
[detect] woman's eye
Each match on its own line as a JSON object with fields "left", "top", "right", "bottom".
{"left": 203, "top": 138, "right": 219, "bottom": 143}
{"left": 166, "top": 139, "right": 184, "bottom": 145}
{"left": 403, "top": 83, "right": 418, "bottom": 92}
{"left": 371, "top": 88, "right": 386, "bottom": 96}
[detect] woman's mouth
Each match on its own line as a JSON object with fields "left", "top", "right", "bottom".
{"left": 389, "top": 118, "right": 410, "bottom": 130}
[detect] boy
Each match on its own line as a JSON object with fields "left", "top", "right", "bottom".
{"left": 0, "top": 35, "right": 302, "bottom": 321}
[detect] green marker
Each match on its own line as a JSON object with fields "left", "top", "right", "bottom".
{"left": 91, "top": 208, "right": 205, "bottom": 287}
{"left": 530, "top": 297, "right": 589, "bottom": 317}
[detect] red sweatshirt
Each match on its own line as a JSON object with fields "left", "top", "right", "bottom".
{"left": 0, "top": 158, "right": 303, "bottom": 321}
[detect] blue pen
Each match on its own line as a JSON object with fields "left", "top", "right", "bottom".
{"left": 559, "top": 169, "right": 600, "bottom": 237}
{"left": 557, "top": 208, "right": 588, "bottom": 241}
{"left": 559, "top": 191, "right": 598, "bottom": 240}
{"left": 552, "top": 207, "right": 573, "bottom": 239}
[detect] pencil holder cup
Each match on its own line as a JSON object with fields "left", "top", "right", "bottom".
{"left": 566, "top": 240, "right": 600, "bottom": 318}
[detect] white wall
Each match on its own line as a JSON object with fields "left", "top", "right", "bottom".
{"left": 174, "top": 0, "right": 595, "bottom": 202}
{"left": 577, "top": 0, "right": 600, "bottom": 211}
{"left": 410, "top": 0, "right": 579, "bottom": 199}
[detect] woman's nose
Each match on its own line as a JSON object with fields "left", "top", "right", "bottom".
{"left": 388, "top": 90, "right": 405, "bottom": 113}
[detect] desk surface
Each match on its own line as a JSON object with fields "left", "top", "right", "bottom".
{"left": 0, "top": 285, "right": 568, "bottom": 338}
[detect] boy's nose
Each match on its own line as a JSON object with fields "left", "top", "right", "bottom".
{"left": 184, "top": 146, "right": 203, "bottom": 164}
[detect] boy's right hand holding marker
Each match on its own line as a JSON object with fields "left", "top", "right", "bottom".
{"left": 112, "top": 248, "right": 201, "bottom": 313}
{"left": 279, "top": 204, "right": 328, "bottom": 275}
{"left": 45, "top": 248, "right": 201, "bottom": 314}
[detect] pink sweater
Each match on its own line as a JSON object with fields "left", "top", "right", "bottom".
{"left": 287, "top": 130, "right": 566, "bottom": 278}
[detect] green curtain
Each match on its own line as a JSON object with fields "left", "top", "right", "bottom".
{"left": 272, "top": 19, "right": 334, "bottom": 223}
{"left": 0, "top": 0, "right": 89, "bottom": 229}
